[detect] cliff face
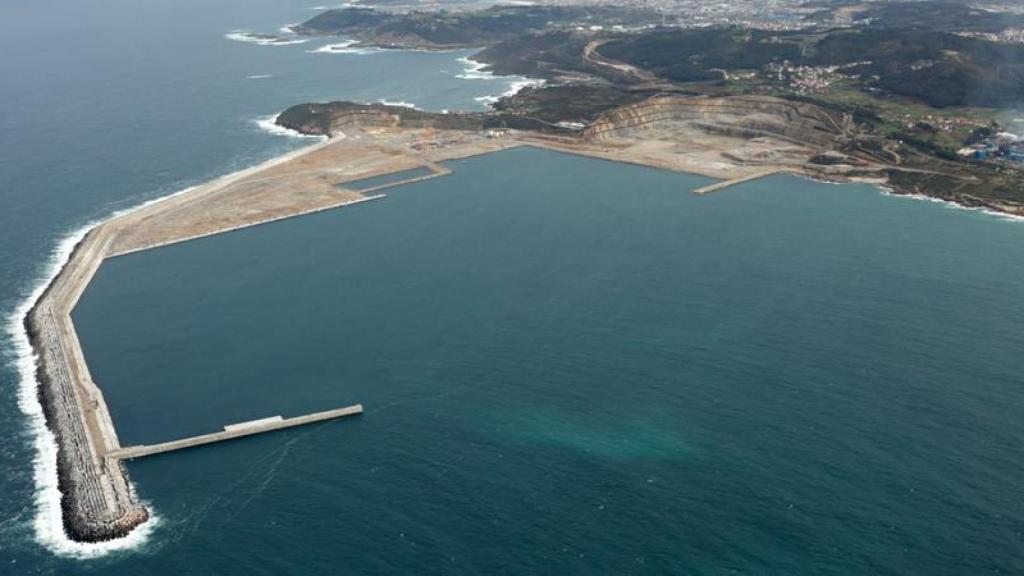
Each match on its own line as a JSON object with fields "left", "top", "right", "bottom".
{"left": 584, "top": 95, "right": 852, "bottom": 148}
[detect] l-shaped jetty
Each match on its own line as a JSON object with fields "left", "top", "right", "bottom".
{"left": 25, "top": 134, "right": 472, "bottom": 542}
{"left": 27, "top": 96, "right": 899, "bottom": 542}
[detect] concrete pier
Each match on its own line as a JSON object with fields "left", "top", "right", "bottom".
{"left": 108, "top": 405, "right": 363, "bottom": 460}
{"left": 692, "top": 168, "right": 789, "bottom": 195}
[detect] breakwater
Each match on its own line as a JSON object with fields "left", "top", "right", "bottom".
{"left": 20, "top": 123, "right": 835, "bottom": 543}
{"left": 20, "top": 136, "right": 431, "bottom": 542}
{"left": 25, "top": 227, "right": 148, "bottom": 542}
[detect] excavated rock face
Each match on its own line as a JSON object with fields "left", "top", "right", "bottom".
{"left": 583, "top": 95, "right": 850, "bottom": 148}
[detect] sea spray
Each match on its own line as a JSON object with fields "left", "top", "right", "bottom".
{"left": 6, "top": 131, "right": 336, "bottom": 556}
{"left": 253, "top": 115, "right": 328, "bottom": 140}
{"left": 456, "top": 56, "right": 544, "bottom": 107}
{"left": 473, "top": 79, "right": 545, "bottom": 106}
{"left": 373, "top": 100, "right": 420, "bottom": 110}
{"left": 224, "top": 31, "right": 308, "bottom": 46}
{"left": 877, "top": 187, "right": 1024, "bottom": 223}
{"left": 306, "top": 40, "right": 392, "bottom": 55}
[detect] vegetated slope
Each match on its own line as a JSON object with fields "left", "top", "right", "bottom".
{"left": 491, "top": 84, "right": 656, "bottom": 124}
{"left": 599, "top": 27, "right": 803, "bottom": 83}
{"left": 296, "top": 6, "right": 656, "bottom": 48}
{"left": 809, "top": 29, "right": 1024, "bottom": 108}
{"left": 597, "top": 27, "right": 1024, "bottom": 108}
{"left": 473, "top": 31, "right": 596, "bottom": 79}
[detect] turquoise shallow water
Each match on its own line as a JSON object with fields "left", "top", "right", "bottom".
{"left": 64, "top": 147, "right": 1024, "bottom": 574}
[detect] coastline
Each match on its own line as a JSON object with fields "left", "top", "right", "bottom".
{"left": 10, "top": 222, "right": 159, "bottom": 557}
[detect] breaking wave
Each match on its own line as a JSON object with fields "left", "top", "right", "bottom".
{"left": 374, "top": 99, "right": 420, "bottom": 109}
{"left": 457, "top": 56, "right": 544, "bottom": 107}
{"left": 6, "top": 129, "right": 344, "bottom": 557}
{"left": 225, "top": 31, "right": 308, "bottom": 46}
{"left": 472, "top": 79, "right": 545, "bottom": 106}
{"left": 4, "top": 203, "right": 195, "bottom": 557}
{"left": 253, "top": 115, "right": 328, "bottom": 140}
{"left": 308, "top": 3, "right": 359, "bottom": 9}
{"left": 307, "top": 40, "right": 387, "bottom": 55}
{"left": 877, "top": 187, "right": 1024, "bottom": 223}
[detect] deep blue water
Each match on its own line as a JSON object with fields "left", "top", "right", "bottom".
{"left": 3, "top": 2, "right": 1024, "bottom": 575}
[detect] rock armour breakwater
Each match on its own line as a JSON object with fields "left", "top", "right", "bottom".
{"left": 20, "top": 135, "right": 444, "bottom": 543}
{"left": 25, "top": 229, "right": 149, "bottom": 542}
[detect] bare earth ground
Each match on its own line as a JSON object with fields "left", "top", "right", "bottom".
{"left": 108, "top": 127, "right": 825, "bottom": 256}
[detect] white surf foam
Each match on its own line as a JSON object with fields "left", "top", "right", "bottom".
{"left": 252, "top": 115, "right": 328, "bottom": 140}
{"left": 457, "top": 56, "right": 544, "bottom": 107}
{"left": 5, "top": 205, "right": 189, "bottom": 558}
{"left": 307, "top": 39, "right": 458, "bottom": 55}
{"left": 308, "top": 3, "right": 358, "bottom": 9}
{"left": 877, "top": 187, "right": 1024, "bottom": 222}
{"left": 7, "top": 131, "right": 345, "bottom": 557}
{"left": 245, "top": 74, "right": 273, "bottom": 80}
{"left": 306, "top": 40, "right": 386, "bottom": 55}
{"left": 374, "top": 99, "right": 420, "bottom": 109}
{"left": 473, "top": 94, "right": 500, "bottom": 105}
{"left": 472, "top": 78, "right": 545, "bottom": 106}
{"left": 455, "top": 56, "right": 496, "bottom": 80}
{"left": 224, "top": 31, "right": 308, "bottom": 46}
{"left": 504, "top": 78, "right": 544, "bottom": 95}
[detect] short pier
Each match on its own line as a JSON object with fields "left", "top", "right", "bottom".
{"left": 107, "top": 404, "right": 363, "bottom": 460}
{"left": 692, "top": 168, "right": 789, "bottom": 195}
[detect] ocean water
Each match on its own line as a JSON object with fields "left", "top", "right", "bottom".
{"left": 0, "top": 0, "right": 530, "bottom": 570}
{"left": 47, "top": 146, "right": 1024, "bottom": 574}
{"left": 3, "top": 5, "right": 1024, "bottom": 576}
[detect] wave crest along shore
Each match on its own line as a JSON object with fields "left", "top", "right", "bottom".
{"left": 455, "top": 56, "right": 544, "bottom": 106}
{"left": 8, "top": 221, "right": 164, "bottom": 559}
{"left": 253, "top": 115, "right": 328, "bottom": 139}
{"left": 7, "top": 131, "right": 338, "bottom": 555}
